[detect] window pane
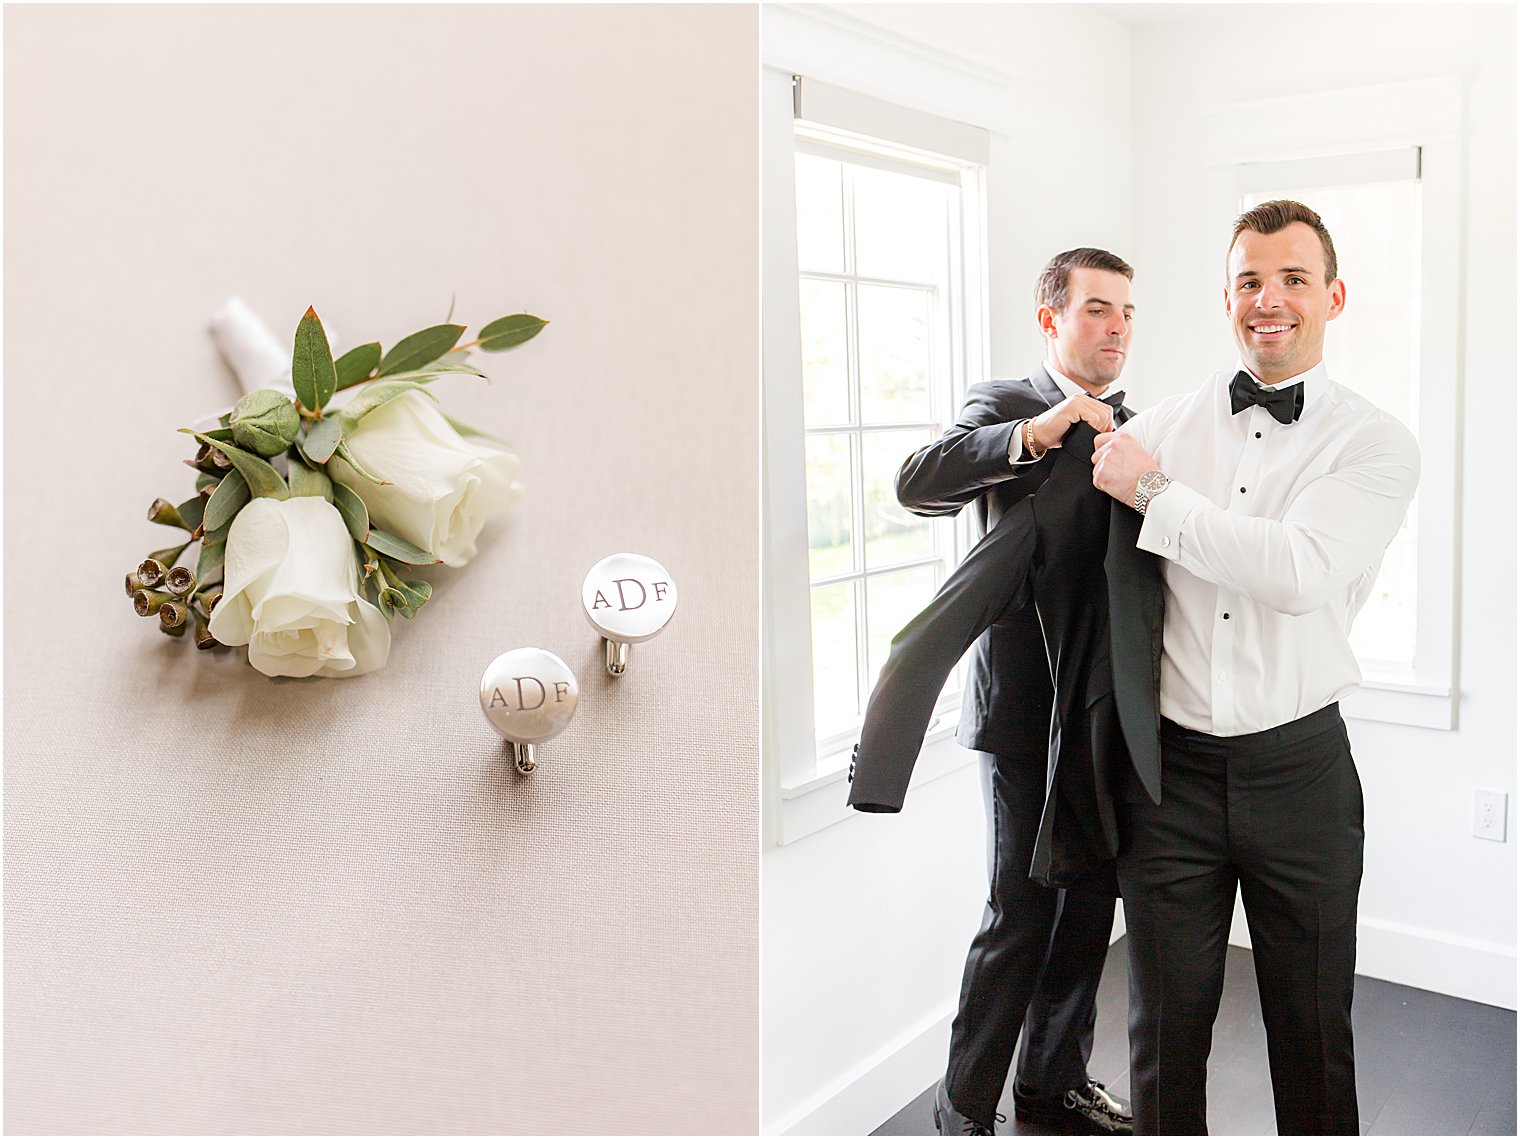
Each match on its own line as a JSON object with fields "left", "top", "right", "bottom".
{"left": 853, "top": 165, "right": 950, "bottom": 283}
{"left": 1244, "top": 179, "right": 1419, "bottom": 666}
{"left": 799, "top": 278, "right": 850, "bottom": 425}
{"left": 862, "top": 430, "right": 934, "bottom": 569}
{"left": 810, "top": 580, "right": 859, "bottom": 740}
{"left": 858, "top": 285, "right": 932, "bottom": 425}
{"left": 805, "top": 433, "right": 854, "bottom": 580}
{"left": 865, "top": 564, "right": 941, "bottom": 687}
{"left": 795, "top": 153, "right": 845, "bottom": 275}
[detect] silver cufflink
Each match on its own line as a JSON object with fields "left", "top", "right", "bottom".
{"left": 479, "top": 648, "right": 579, "bottom": 774}
{"left": 581, "top": 552, "right": 678, "bottom": 676}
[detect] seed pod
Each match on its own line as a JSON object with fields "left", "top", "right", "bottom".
{"left": 147, "top": 498, "right": 187, "bottom": 529}
{"left": 159, "top": 600, "right": 189, "bottom": 630}
{"left": 134, "top": 589, "right": 171, "bottom": 617}
{"left": 192, "top": 608, "right": 218, "bottom": 650}
{"left": 137, "top": 559, "right": 168, "bottom": 588}
{"left": 125, "top": 572, "right": 145, "bottom": 597}
{"left": 165, "top": 566, "right": 196, "bottom": 596}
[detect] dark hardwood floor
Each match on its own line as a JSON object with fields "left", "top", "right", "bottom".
{"left": 874, "top": 939, "right": 1517, "bottom": 1136}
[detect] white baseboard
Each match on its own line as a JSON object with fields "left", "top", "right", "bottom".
{"left": 773, "top": 1003, "right": 956, "bottom": 1135}
{"left": 1353, "top": 917, "right": 1517, "bottom": 1009}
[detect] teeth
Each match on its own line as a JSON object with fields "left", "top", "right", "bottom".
{"left": 1253, "top": 324, "right": 1292, "bottom": 333}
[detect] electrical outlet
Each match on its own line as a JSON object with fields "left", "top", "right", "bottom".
{"left": 1473, "top": 788, "right": 1508, "bottom": 842}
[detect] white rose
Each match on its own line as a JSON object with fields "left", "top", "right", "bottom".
{"left": 208, "top": 496, "right": 391, "bottom": 679}
{"left": 328, "top": 391, "right": 521, "bottom": 568}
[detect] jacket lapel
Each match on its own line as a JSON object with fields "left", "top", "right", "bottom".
{"left": 1104, "top": 502, "right": 1164, "bottom": 804}
{"left": 1028, "top": 364, "right": 1064, "bottom": 409}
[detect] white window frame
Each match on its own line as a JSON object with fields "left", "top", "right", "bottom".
{"left": 762, "top": 63, "right": 991, "bottom": 843}
{"left": 1202, "top": 78, "right": 1462, "bottom": 730}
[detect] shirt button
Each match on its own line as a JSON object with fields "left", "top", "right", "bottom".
{"left": 1160, "top": 536, "right": 1171, "bottom": 548}
{"left": 1255, "top": 432, "right": 1263, "bottom": 439}
{"left": 1223, "top": 613, "right": 1231, "bottom": 620}
{"left": 1218, "top": 671, "right": 1228, "bottom": 683}
{"left": 1239, "top": 487, "right": 1247, "bottom": 494}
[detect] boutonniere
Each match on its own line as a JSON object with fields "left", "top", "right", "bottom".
{"left": 128, "top": 303, "right": 546, "bottom": 678}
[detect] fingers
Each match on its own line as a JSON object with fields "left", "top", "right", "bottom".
{"left": 1092, "top": 431, "right": 1115, "bottom": 457}
{"left": 1075, "top": 397, "right": 1114, "bottom": 433}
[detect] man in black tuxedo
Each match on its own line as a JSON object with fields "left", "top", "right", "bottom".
{"left": 890, "top": 249, "right": 1138, "bottom": 1136}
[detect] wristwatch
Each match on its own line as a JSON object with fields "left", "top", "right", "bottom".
{"left": 1134, "top": 469, "right": 1171, "bottom": 515}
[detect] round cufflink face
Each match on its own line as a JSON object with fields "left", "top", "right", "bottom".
{"left": 479, "top": 647, "right": 579, "bottom": 745}
{"left": 581, "top": 553, "right": 678, "bottom": 644}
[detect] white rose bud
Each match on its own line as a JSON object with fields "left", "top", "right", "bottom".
{"left": 328, "top": 391, "right": 521, "bottom": 567}
{"left": 208, "top": 496, "right": 390, "bottom": 679}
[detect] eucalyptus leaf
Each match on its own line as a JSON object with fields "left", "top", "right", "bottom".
{"left": 443, "top": 414, "right": 508, "bottom": 445}
{"left": 175, "top": 495, "right": 206, "bottom": 532}
{"left": 203, "top": 427, "right": 235, "bottom": 442}
{"left": 478, "top": 313, "right": 547, "bottom": 352}
{"left": 196, "top": 537, "right": 226, "bottom": 583}
{"left": 366, "top": 528, "right": 440, "bottom": 566}
{"left": 398, "top": 578, "right": 433, "bottom": 618}
{"left": 337, "top": 379, "right": 437, "bottom": 431}
{"left": 289, "top": 462, "right": 333, "bottom": 501}
{"left": 333, "top": 442, "right": 387, "bottom": 486}
{"left": 203, "top": 469, "right": 250, "bottom": 532}
{"left": 301, "top": 416, "right": 343, "bottom": 464}
{"left": 377, "top": 324, "right": 464, "bottom": 377}
{"left": 334, "top": 342, "right": 382, "bottom": 391}
{"left": 378, "top": 364, "right": 487, "bottom": 382}
{"left": 291, "top": 307, "right": 338, "bottom": 413}
{"left": 445, "top": 293, "right": 457, "bottom": 324}
{"left": 189, "top": 433, "right": 289, "bottom": 500}
{"left": 331, "top": 480, "right": 370, "bottom": 541}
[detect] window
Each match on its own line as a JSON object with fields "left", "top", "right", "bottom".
{"left": 1239, "top": 149, "right": 1422, "bottom": 671}
{"left": 795, "top": 139, "right": 974, "bottom": 765}
{"left": 1206, "top": 76, "right": 1463, "bottom": 729}
{"left": 761, "top": 70, "right": 990, "bottom": 808}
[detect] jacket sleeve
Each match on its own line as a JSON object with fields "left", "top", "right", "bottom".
{"left": 895, "top": 383, "right": 1048, "bottom": 517}
{"left": 848, "top": 497, "right": 1038, "bottom": 812}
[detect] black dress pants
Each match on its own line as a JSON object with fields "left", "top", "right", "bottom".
{"left": 945, "top": 748, "right": 1116, "bottom": 1122}
{"left": 1117, "top": 704, "right": 1362, "bottom": 1136}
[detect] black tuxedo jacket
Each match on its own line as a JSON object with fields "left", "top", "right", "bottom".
{"left": 896, "top": 367, "right": 1080, "bottom": 754}
{"left": 850, "top": 425, "right": 1164, "bottom": 889}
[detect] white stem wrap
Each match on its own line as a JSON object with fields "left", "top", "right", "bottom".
{"left": 209, "top": 298, "right": 295, "bottom": 397}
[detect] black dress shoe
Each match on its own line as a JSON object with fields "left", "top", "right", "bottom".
{"left": 933, "top": 1080, "right": 1001, "bottom": 1136}
{"left": 1013, "top": 1079, "right": 1132, "bottom": 1135}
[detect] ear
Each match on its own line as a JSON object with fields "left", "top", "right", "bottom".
{"left": 1036, "top": 304, "right": 1058, "bottom": 338}
{"left": 1326, "top": 278, "right": 1347, "bottom": 321}
{"left": 1223, "top": 284, "right": 1233, "bottom": 318}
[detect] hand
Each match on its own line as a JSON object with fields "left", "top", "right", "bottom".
{"left": 1091, "top": 430, "right": 1159, "bottom": 505}
{"left": 1028, "top": 394, "right": 1115, "bottom": 453}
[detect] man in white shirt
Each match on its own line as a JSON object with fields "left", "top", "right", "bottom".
{"left": 1089, "top": 200, "right": 1420, "bottom": 1135}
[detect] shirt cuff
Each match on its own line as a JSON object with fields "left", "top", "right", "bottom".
{"left": 1136, "top": 480, "right": 1205, "bottom": 560}
{"left": 1007, "top": 419, "right": 1041, "bottom": 466}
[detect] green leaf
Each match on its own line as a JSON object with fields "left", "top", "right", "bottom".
{"left": 337, "top": 379, "right": 437, "bottom": 431}
{"left": 377, "top": 324, "right": 464, "bottom": 377}
{"left": 331, "top": 480, "right": 370, "bottom": 541}
{"left": 203, "top": 469, "right": 250, "bottom": 532}
{"left": 478, "top": 313, "right": 547, "bottom": 352}
{"left": 397, "top": 578, "right": 433, "bottom": 618}
{"left": 443, "top": 414, "right": 508, "bottom": 445}
{"left": 188, "top": 433, "right": 289, "bottom": 500}
{"left": 291, "top": 306, "right": 338, "bottom": 414}
{"left": 203, "top": 427, "right": 235, "bottom": 442}
{"left": 196, "top": 537, "right": 226, "bottom": 583}
{"left": 301, "top": 416, "right": 343, "bottom": 464}
{"left": 365, "top": 529, "right": 440, "bottom": 565}
{"left": 334, "top": 342, "right": 382, "bottom": 391}
{"left": 333, "top": 441, "right": 386, "bottom": 485}
{"left": 445, "top": 292, "right": 457, "bottom": 323}
{"left": 289, "top": 462, "right": 333, "bottom": 501}
{"left": 176, "top": 495, "right": 206, "bottom": 532}
{"left": 377, "top": 364, "right": 487, "bottom": 382}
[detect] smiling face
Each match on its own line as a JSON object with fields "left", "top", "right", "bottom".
{"left": 1040, "top": 267, "right": 1134, "bottom": 392}
{"left": 1225, "top": 221, "right": 1346, "bottom": 385}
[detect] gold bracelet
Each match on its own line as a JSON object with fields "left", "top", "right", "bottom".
{"left": 1023, "top": 418, "right": 1047, "bottom": 461}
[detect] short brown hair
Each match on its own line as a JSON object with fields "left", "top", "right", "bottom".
{"left": 1230, "top": 199, "right": 1338, "bottom": 282}
{"left": 1035, "top": 247, "right": 1134, "bottom": 312}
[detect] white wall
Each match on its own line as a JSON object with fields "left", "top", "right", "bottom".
{"left": 764, "top": 3, "right": 1515, "bottom": 1134}
{"left": 1125, "top": 3, "right": 1517, "bottom": 1006}
{"left": 762, "top": 6, "right": 1135, "bottom": 1134}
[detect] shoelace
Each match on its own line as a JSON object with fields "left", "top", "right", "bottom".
{"left": 959, "top": 1111, "right": 1006, "bottom": 1136}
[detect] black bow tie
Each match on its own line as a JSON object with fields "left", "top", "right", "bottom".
{"left": 1229, "top": 371, "right": 1303, "bottom": 425}
{"left": 1098, "top": 391, "right": 1125, "bottom": 410}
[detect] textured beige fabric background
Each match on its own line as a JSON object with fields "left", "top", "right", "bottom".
{"left": 3, "top": 5, "right": 759, "bottom": 1134}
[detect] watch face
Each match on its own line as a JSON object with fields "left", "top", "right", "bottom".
{"left": 1139, "top": 470, "right": 1166, "bottom": 494}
